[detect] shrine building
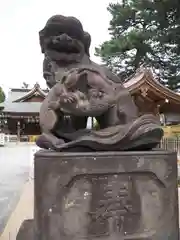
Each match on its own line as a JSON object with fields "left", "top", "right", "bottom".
{"left": 0, "top": 83, "right": 48, "bottom": 140}
{"left": 1, "top": 68, "right": 180, "bottom": 140}
{"left": 124, "top": 68, "right": 180, "bottom": 126}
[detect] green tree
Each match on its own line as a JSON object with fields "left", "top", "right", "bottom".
{"left": 0, "top": 87, "right": 5, "bottom": 103}
{"left": 95, "top": 0, "right": 180, "bottom": 90}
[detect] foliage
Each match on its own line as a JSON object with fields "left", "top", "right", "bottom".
{"left": 0, "top": 87, "right": 5, "bottom": 103}
{"left": 95, "top": 0, "right": 180, "bottom": 90}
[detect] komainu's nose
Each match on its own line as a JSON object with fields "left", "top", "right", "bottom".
{"left": 52, "top": 34, "right": 72, "bottom": 43}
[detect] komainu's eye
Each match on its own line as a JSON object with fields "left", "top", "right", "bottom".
{"left": 99, "top": 91, "right": 103, "bottom": 97}
{"left": 86, "top": 84, "right": 91, "bottom": 89}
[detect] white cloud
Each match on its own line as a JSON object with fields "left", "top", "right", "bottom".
{"left": 0, "top": 0, "right": 118, "bottom": 94}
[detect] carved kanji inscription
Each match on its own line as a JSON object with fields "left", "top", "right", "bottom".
{"left": 88, "top": 174, "right": 141, "bottom": 237}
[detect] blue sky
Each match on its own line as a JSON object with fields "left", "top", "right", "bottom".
{"left": 0, "top": 0, "right": 118, "bottom": 93}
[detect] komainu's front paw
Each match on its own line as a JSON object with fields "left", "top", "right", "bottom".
{"left": 36, "top": 133, "right": 65, "bottom": 150}
{"left": 60, "top": 93, "right": 77, "bottom": 104}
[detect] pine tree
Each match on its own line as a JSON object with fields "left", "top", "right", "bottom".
{"left": 95, "top": 0, "right": 180, "bottom": 90}
{"left": 0, "top": 87, "right": 5, "bottom": 103}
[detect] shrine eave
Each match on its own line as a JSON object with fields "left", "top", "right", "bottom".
{"left": 123, "top": 68, "right": 180, "bottom": 104}
{"left": 14, "top": 83, "right": 47, "bottom": 102}
{"left": 0, "top": 102, "right": 41, "bottom": 114}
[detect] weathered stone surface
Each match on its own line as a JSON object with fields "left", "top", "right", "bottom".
{"left": 31, "top": 150, "right": 179, "bottom": 240}
{"left": 16, "top": 219, "right": 34, "bottom": 240}
{"left": 36, "top": 15, "right": 163, "bottom": 152}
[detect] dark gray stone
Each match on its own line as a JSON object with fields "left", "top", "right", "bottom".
{"left": 16, "top": 219, "right": 34, "bottom": 240}
{"left": 17, "top": 150, "right": 179, "bottom": 239}
{"left": 36, "top": 15, "right": 163, "bottom": 152}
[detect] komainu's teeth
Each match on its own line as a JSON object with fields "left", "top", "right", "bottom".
{"left": 64, "top": 115, "right": 71, "bottom": 120}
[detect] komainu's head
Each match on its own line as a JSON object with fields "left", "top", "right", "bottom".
{"left": 83, "top": 31, "right": 91, "bottom": 57}
{"left": 39, "top": 15, "right": 87, "bottom": 62}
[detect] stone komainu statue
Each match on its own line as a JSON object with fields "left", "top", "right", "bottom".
{"left": 36, "top": 15, "right": 163, "bottom": 151}
{"left": 16, "top": 15, "right": 178, "bottom": 240}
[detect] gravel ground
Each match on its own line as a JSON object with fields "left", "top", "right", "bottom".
{"left": 0, "top": 143, "right": 35, "bottom": 234}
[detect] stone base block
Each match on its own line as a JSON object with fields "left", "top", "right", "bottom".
{"left": 17, "top": 150, "right": 179, "bottom": 240}
{"left": 16, "top": 219, "right": 34, "bottom": 240}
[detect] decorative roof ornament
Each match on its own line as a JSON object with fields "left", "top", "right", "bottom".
{"left": 124, "top": 64, "right": 150, "bottom": 84}
{"left": 34, "top": 92, "right": 40, "bottom": 96}
{"left": 137, "top": 63, "right": 147, "bottom": 72}
{"left": 34, "top": 82, "right": 40, "bottom": 89}
{"left": 140, "top": 85, "right": 149, "bottom": 97}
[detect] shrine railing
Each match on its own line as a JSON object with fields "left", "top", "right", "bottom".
{"left": 159, "top": 138, "right": 180, "bottom": 155}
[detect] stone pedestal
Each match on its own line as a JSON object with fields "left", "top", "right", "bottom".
{"left": 17, "top": 150, "right": 179, "bottom": 240}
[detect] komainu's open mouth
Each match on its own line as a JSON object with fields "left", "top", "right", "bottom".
{"left": 48, "top": 39, "right": 81, "bottom": 54}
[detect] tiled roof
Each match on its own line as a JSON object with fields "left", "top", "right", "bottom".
{"left": 0, "top": 102, "right": 42, "bottom": 113}
{"left": 123, "top": 72, "right": 145, "bottom": 88}
{"left": 0, "top": 84, "right": 48, "bottom": 114}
